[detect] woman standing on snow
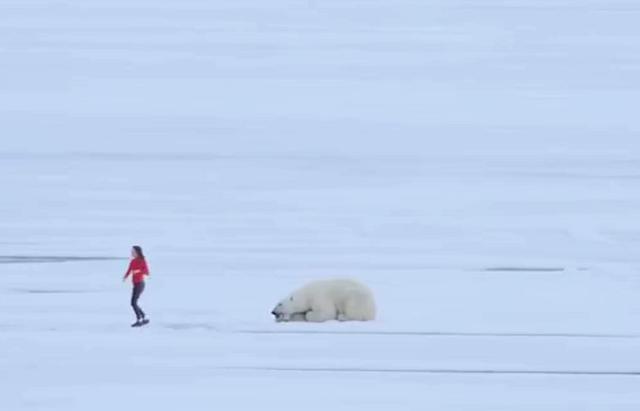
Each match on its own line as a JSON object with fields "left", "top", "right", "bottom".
{"left": 123, "top": 245, "right": 150, "bottom": 327}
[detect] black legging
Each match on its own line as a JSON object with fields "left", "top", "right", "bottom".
{"left": 131, "top": 282, "right": 146, "bottom": 320}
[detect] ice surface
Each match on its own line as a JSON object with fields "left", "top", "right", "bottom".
{"left": 1, "top": 0, "right": 640, "bottom": 410}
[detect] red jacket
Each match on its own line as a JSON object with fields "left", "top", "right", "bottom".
{"left": 124, "top": 258, "right": 149, "bottom": 284}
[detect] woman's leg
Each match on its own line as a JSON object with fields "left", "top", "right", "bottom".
{"left": 130, "top": 284, "right": 140, "bottom": 319}
{"left": 131, "top": 282, "right": 146, "bottom": 319}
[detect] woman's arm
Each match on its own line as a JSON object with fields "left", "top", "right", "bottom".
{"left": 123, "top": 261, "right": 132, "bottom": 281}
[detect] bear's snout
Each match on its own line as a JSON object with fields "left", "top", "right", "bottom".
{"left": 271, "top": 303, "right": 281, "bottom": 317}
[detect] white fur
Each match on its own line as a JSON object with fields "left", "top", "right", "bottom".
{"left": 271, "top": 278, "right": 376, "bottom": 322}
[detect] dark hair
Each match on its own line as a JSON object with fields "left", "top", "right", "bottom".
{"left": 132, "top": 245, "right": 145, "bottom": 260}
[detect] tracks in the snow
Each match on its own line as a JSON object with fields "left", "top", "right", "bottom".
{"left": 0, "top": 255, "right": 126, "bottom": 264}
{"left": 225, "top": 366, "right": 640, "bottom": 377}
{"left": 226, "top": 329, "right": 640, "bottom": 378}
{"left": 237, "top": 329, "right": 640, "bottom": 339}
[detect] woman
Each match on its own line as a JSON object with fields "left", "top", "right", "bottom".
{"left": 123, "top": 245, "right": 150, "bottom": 327}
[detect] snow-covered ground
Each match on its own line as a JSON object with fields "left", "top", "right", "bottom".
{"left": 2, "top": 0, "right": 640, "bottom": 409}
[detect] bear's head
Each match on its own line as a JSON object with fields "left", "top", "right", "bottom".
{"left": 271, "top": 293, "right": 308, "bottom": 322}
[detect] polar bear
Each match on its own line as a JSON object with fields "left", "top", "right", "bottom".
{"left": 271, "top": 278, "right": 376, "bottom": 323}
